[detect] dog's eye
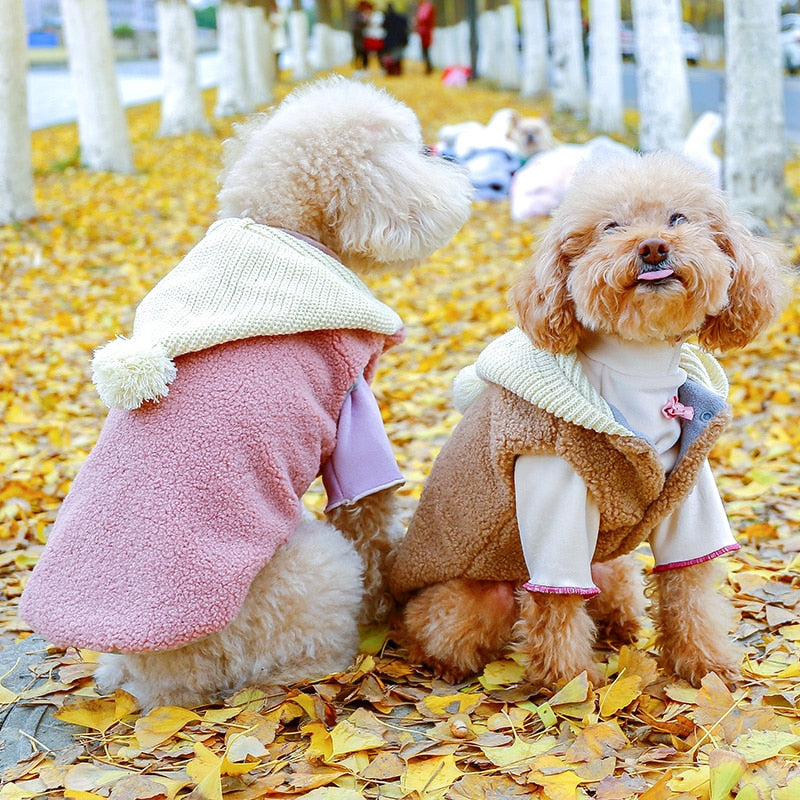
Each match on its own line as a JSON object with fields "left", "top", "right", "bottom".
{"left": 603, "top": 221, "right": 619, "bottom": 233}
{"left": 669, "top": 213, "right": 688, "bottom": 227}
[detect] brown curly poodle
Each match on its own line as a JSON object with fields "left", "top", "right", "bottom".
{"left": 391, "top": 151, "right": 787, "bottom": 690}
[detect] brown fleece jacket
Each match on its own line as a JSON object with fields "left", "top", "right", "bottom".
{"left": 390, "top": 379, "right": 731, "bottom": 599}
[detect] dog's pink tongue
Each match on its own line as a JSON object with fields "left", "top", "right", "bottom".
{"left": 638, "top": 268, "right": 674, "bottom": 281}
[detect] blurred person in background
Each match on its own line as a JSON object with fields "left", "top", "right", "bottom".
{"left": 414, "top": 0, "right": 436, "bottom": 74}
{"left": 381, "top": 3, "right": 409, "bottom": 75}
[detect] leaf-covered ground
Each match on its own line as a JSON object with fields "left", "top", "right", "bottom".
{"left": 2, "top": 64, "right": 800, "bottom": 799}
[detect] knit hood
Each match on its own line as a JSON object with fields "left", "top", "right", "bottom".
{"left": 92, "top": 218, "right": 404, "bottom": 410}
{"left": 453, "top": 327, "right": 728, "bottom": 435}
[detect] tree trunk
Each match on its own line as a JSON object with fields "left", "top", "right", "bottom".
{"left": 215, "top": 0, "right": 254, "bottom": 117}
{"left": 61, "top": 0, "right": 134, "bottom": 172}
{"left": 288, "top": 0, "right": 312, "bottom": 81}
{"left": 547, "top": 0, "right": 588, "bottom": 116}
{"left": 477, "top": 3, "right": 501, "bottom": 82}
{"left": 0, "top": 0, "right": 35, "bottom": 223}
{"left": 632, "top": 0, "right": 690, "bottom": 151}
{"left": 497, "top": 3, "right": 521, "bottom": 89}
{"left": 244, "top": 2, "right": 274, "bottom": 106}
{"left": 453, "top": 0, "right": 471, "bottom": 67}
{"left": 157, "top": 0, "right": 210, "bottom": 136}
{"left": 520, "top": 0, "right": 548, "bottom": 98}
{"left": 588, "top": 0, "right": 624, "bottom": 133}
{"left": 315, "top": 0, "right": 336, "bottom": 71}
{"left": 723, "top": 0, "right": 785, "bottom": 219}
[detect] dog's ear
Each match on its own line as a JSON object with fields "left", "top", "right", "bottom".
{"left": 511, "top": 227, "right": 581, "bottom": 354}
{"left": 698, "top": 219, "right": 788, "bottom": 352}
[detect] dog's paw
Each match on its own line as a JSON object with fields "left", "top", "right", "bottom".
{"left": 662, "top": 647, "right": 742, "bottom": 689}
{"left": 406, "top": 643, "right": 478, "bottom": 685}
{"left": 516, "top": 591, "right": 602, "bottom": 689}
{"left": 524, "top": 656, "right": 604, "bottom": 689}
{"left": 593, "top": 615, "right": 641, "bottom": 645}
{"left": 93, "top": 653, "right": 129, "bottom": 695}
{"left": 401, "top": 579, "right": 518, "bottom": 684}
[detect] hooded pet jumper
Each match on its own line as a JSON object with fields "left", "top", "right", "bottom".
{"left": 21, "top": 219, "right": 405, "bottom": 653}
{"left": 390, "top": 327, "right": 734, "bottom": 600}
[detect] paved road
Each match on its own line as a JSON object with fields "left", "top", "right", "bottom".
{"left": 622, "top": 62, "right": 799, "bottom": 142}
{"left": 28, "top": 52, "right": 220, "bottom": 130}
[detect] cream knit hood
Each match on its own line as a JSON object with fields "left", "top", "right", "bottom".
{"left": 453, "top": 327, "right": 729, "bottom": 436}
{"left": 92, "top": 218, "right": 404, "bottom": 409}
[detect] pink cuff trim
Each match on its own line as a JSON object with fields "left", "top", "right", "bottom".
{"left": 523, "top": 582, "right": 600, "bottom": 597}
{"left": 652, "top": 543, "right": 740, "bottom": 573}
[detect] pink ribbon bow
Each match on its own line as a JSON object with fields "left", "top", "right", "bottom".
{"left": 662, "top": 395, "right": 694, "bottom": 421}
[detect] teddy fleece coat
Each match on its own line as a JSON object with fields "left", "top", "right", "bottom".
{"left": 21, "top": 220, "right": 404, "bottom": 654}
{"left": 389, "top": 328, "right": 732, "bottom": 599}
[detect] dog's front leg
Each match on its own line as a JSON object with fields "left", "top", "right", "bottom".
{"left": 326, "top": 487, "right": 403, "bottom": 624}
{"left": 402, "top": 579, "right": 519, "bottom": 683}
{"left": 587, "top": 554, "right": 646, "bottom": 643}
{"left": 515, "top": 591, "right": 602, "bottom": 686}
{"left": 650, "top": 559, "right": 741, "bottom": 686}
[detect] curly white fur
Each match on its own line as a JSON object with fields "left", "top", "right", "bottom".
{"left": 95, "top": 519, "right": 364, "bottom": 710}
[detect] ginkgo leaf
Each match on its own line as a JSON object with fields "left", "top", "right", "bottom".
{"left": 63, "top": 764, "right": 136, "bottom": 792}
{"left": 478, "top": 659, "right": 526, "bottom": 690}
{"left": 421, "top": 693, "right": 484, "bottom": 718}
{"left": 527, "top": 756, "right": 585, "bottom": 800}
{"left": 359, "top": 751, "right": 405, "bottom": 781}
{"left": 597, "top": 673, "right": 642, "bottom": 718}
{"left": 55, "top": 691, "right": 138, "bottom": 734}
{"left": 224, "top": 733, "right": 268, "bottom": 766}
{"left": 480, "top": 734, "right": 558, "bottom": 767}
{"left": 732, "top": 730, "right": 800, "bottom": 763}
{"left": 0, "top": 680, "right": 18, "bottom": 705}
{"left": 301, "top": 789, "right": 364, "bottom": 800}
{"left": 401, "top": 754, "right": 462, "bottom": 799}
{"left": 329, "top": 719, "right": 386, "bottom": 757}
{"left": 565, "top": 721, "right": 628, "bottom": 762}
{"left": 667, "top": 765, "right": 710, "bottom": 795}
{"left": 709, "top": 749, "right": 747, "bottom": 800}
{"left": 549, "top": 672, "right": 591, "bottom": 706}
{"left": 185, "top": 742, "right": 222, "bottom": 800}
{"left": 133, "top": 705, "right": 200, "bottom": 749}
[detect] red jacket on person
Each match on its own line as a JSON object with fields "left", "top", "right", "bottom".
{"left": 415, "top": 0, "right": 436, "bottom": 49}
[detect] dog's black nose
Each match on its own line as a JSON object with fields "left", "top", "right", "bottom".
{"left": 638, "top": 237, "right": 670, "bottom": 265}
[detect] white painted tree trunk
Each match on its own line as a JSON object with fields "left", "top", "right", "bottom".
{"left": 61, "top": 0, "right": 134, "bottom": 172}
{"left": 314, "top": 23, "right": 337, "bottom": 72}
{"left": 215, "top": 1, "right": 253, "bottom": 117}
{"left": 244, "top": 4, "right": 274, "bottom": 107}
{"left": 477, "top": 10, "right": 501, "bottom": 82}
{"left": 520, "top": 0, "right": 549, "bottom": 98}
{"left": 632, "top": 0, "right": 690, "bottom": 151}
{"left": 0, "top": 0, "right": 35, "bottom": 223}
{"left": 588, "top": 0, "right": 623, "bottom": 133}
{"left": 435, "top": 25, "right": 461, "bottom": 69}
{"left": 288, "top": 9, "right": 311, "bottom": 81}
{"left": 724, "top": 0, "right": 785, "bottom": 219}
{"left": 455, "top": 20, "right": 471, "bottom": 67}
{"left": 547, "top": 0, "right": 587, "bottom": 116}
{"left": 157, "top": 0, "right": 210, "bottom": 136}
{"left": 496, "top": 4, "right": 521, "bottom": 89}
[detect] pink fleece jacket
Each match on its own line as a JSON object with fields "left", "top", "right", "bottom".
{"left": 20, "top": 329, "right": 398, "bottom": 653}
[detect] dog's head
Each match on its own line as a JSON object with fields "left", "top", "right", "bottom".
{"left": 512, "top": 151, "right": 786, "bottom": 353}
{"left": 507, "top": 114, "right": 556, "bottom": 159}
{"left": 217, "top": 76, "right": 473, "bottom": 273}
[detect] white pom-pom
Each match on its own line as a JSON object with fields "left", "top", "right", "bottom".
{"left": 452, "top": 364, "right": 487, "bottom": 413}
{"left": 91, "top": 337, "right": 177, "bottom": 410}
